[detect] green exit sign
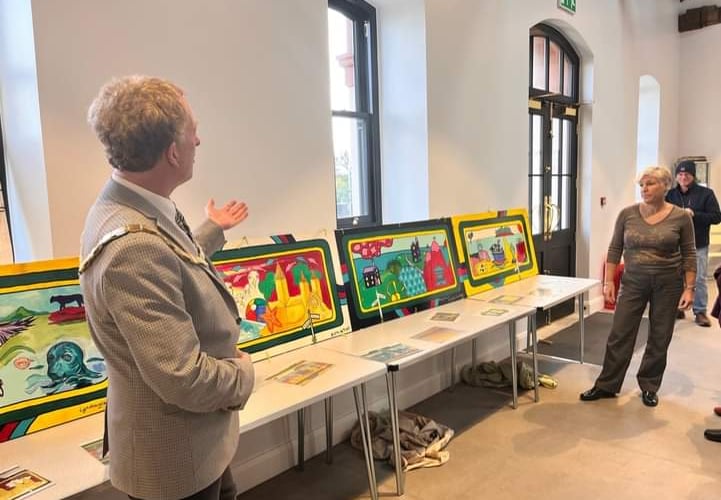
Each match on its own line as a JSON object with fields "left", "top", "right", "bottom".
{"left": 558, "top": 0, "right": 576, "bottom": 14}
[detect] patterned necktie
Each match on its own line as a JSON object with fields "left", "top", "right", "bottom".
{"left": 173, "top": 208, "right": 214, "bottom": 272}
{"left": 175, "top": 208, "right": 209, "bottom": 263}
{"left": 175, "top": 209, "right": 194, "bottom": 242}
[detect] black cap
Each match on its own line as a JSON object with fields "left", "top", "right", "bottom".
{"left": 675, "top": 160, "right": 696, "bottom": 177}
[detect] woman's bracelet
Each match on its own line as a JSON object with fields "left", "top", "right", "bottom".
{"left": 685, "top": 285, "right": 696, "bottom": 291}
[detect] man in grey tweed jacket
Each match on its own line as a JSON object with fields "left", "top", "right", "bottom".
{"left": 80, "top": 76, "right": 254, "bottom": 500}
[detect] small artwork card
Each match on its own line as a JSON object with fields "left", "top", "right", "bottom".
{"left": 81, "top": 438, "right": 110, "bottom": 465}
{"left": 0, "top": 467, "right": 54, "bottom": 500}
{"left": 362, "top": 343, "right": 421, "bottom": 363}
{"left": 479, "top": 307, "right": 509, "bottom": 317}
{"left": 490, "top": 295, "right": 523, "bottom": 305}
{"left": 267, "top": 360, "right": 333, "bottom": 386}
{"left": 412, "top": 326, "right": 463, "bottom": 344}
{"left": 529, "top": 287, "right": 560, "bottom": 297}
{"left": 428, "top": 311, "right": 461, "bottom": 322}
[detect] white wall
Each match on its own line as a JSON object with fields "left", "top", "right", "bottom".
{"left": 424, "top": 0, "right": 680, "bottom": 298}
{"left": 30, "top": 0, "right": 337, "bottom": 258}
{"left": 2, "top": 0, "right": 693, "bottom": 494}
{"left": 679, "top": 23, "right": 721, "bottom": 198}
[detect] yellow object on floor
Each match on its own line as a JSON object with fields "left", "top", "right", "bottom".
{"left": 538, "top": 374, "right": 558, "bottom": 389}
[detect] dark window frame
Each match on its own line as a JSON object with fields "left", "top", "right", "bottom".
{"left": 528, "top": 23, "right": 580, "bottom": 322}
{"left": 529, "top": 24, "right": 579, "bottom": 105}
{"left": 329, "top": 0, "right": 382, "bottom": 228}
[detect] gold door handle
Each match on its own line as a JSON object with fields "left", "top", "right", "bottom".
{"left": 544, "top": 197, "right": 559, "bottom": 241}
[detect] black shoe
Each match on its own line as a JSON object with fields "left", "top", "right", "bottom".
{"left": 580, "top": 387, "right": 616, "bottom": 401}
{"left": 695, "top": 313, "right": 712, "bottom": 327}
{"left": 676, "top": 310, "right": 686, "bottom": 320}
{"left": 704, "top": 429, "right": 721, "bottom": 442}
{"left": 641, "top": 390, "right": 658, "bottom": 407}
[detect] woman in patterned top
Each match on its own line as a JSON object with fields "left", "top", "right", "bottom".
{"left": 580, "top": 166, "right": 696, "bottom": 407}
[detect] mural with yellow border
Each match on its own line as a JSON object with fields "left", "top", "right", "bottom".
{"left": 212, "top": 235, "right": 350, "bottom": 360}
{"left": 0, "top": 258, "right": 106, "bottom": 442}
{"left": 451, "top": 209, "right": 538, "bottom": 296}
{"left": 336, "top": 219, "right": 464, "bottom": 330}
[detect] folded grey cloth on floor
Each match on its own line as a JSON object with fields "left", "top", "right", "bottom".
{"left": 350, "top": 410, "right": 454, "bottom": 471}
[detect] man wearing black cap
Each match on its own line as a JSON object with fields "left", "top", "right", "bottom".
{"left": 666, "top": 160, "right": 721, "bottom": 327}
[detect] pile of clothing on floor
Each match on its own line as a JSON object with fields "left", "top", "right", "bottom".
{"left": 350, "top": 410, "right": 454, "bottom": 471}
{"left": 461, "top": 359, "right": 558, "bottom": 389}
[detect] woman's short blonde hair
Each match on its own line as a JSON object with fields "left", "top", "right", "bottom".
{"left": 637, "top": 166, "right": 674, "bottom": 193}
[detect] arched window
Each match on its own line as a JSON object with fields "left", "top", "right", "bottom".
{"left": 328, "top": 0, "right": 381, "bottom": 228}
{"left": 528, "top": 23, "right": 579, "bottom": 321}
{"left": 530, "top": 25, "right": 578, "bottom": 103}
{"left": 636, "top": 75, "right": 660, "bottom": 190}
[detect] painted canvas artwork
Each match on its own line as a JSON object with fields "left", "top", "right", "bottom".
{"left": 0, "top": 466, "right": 54, "bottom": 499}
{"left": 451, "top": 209, "right": 538, "bottom": 296}
{"left": 266, "top": 360, "right": 333, "bottom": 386}
{"left": 361, "top": 343, "right": 421, "bottom": 363}
{"left": 0, "top": 258, "right": 107, "bottom": 443}
{"left": 212, "top": 236, "right": 349, "bottom": 358}
{"left": 336, "top": 220, "right": 463, "bottom": 329}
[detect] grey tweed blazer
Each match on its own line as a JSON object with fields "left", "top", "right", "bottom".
{"left": 79, "top": 179, "right": 254, "bottom": 499}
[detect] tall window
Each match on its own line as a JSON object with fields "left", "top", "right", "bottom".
{"left": 635, "top": 75, "right": 660, "bottom": 190}
{"left": 0, "top": 117, "right": 12, "bottom": 262}
{"left": 328, "top": 0, "right": 381, "bottom": 228}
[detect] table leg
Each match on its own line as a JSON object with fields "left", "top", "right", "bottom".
{"left": 526, "top": 320, "right": 532, "bottom": 351}
{"left": 386, "top": 368, "right": 404, "bottom": 496}
{"left": 472, "top": 338, "right": 477, "bottom": 369}
{"left": 353, "top": 385, "right": 378, "bottom": 500}
{"left": 325, "top": 396, "right": 333, "bottom": 464}
{"left": 579, "top": 293, "right": 585, "bottom": 364}
{"left": 529, "top": 313, "right": 539, "bottom": 402}
{"left": 449, "top": 347, "right": 456, "bottom": 391}
{"left": 296, "top": 408, "right": 305, "bottom": 471}
{"left": 509, "top": 318, "right": 518, "bottom": 409}
{"left": 361, "top": 384, "right": 377, "bottom": 489}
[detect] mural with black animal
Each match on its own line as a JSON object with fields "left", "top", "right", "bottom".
{"left": 0, "top": 258, "right": 106, "bottom": 442}
{"left": 49, "top": 293, "right": 84, "bottom": 310}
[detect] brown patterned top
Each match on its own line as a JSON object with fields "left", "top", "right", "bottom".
{"left": 607, "top": 204, "right": 696, "bottom": 273}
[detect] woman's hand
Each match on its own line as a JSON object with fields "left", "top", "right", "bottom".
{"left": 678, "top": 288, "right": 695, "bottom": 310}
{"left": 603, "top": 282, "right": 616, "bottom": 305}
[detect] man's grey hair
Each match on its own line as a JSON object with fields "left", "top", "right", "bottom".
{"left": 88, "top": 75, "right": 187, "bottom": 172}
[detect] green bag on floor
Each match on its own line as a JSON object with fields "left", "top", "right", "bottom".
{"left": 461, "top": 360, "right": 536, "bottom": 390}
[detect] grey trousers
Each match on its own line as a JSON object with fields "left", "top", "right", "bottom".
{"left": 595, "top": 269, "right": 683, "bottom": 394}
{"left": 129, "top": 467, "right": 237, "bottom": 500}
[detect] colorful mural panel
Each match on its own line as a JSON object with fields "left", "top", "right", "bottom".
{"left": 336, "top": 220, "right": 463, "bottom": 329}
{"left": 212, "top": 236, "right": 350, "bottom": 358}
{"left": 0, "top": 258, "right": 107, "bottom": 443}
{"left": 451, "top": 209, "right": 538, "bottom": 296}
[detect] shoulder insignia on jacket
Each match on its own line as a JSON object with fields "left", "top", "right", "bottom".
{"left": 79, "top": 223, "right": 209, "bottom": 274}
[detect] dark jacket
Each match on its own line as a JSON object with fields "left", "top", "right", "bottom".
{"left": 710, "top": 265, "right": 721, "bottom": 325}
{"left": 666, "top": 182, "right": 721, "bottom": 248}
